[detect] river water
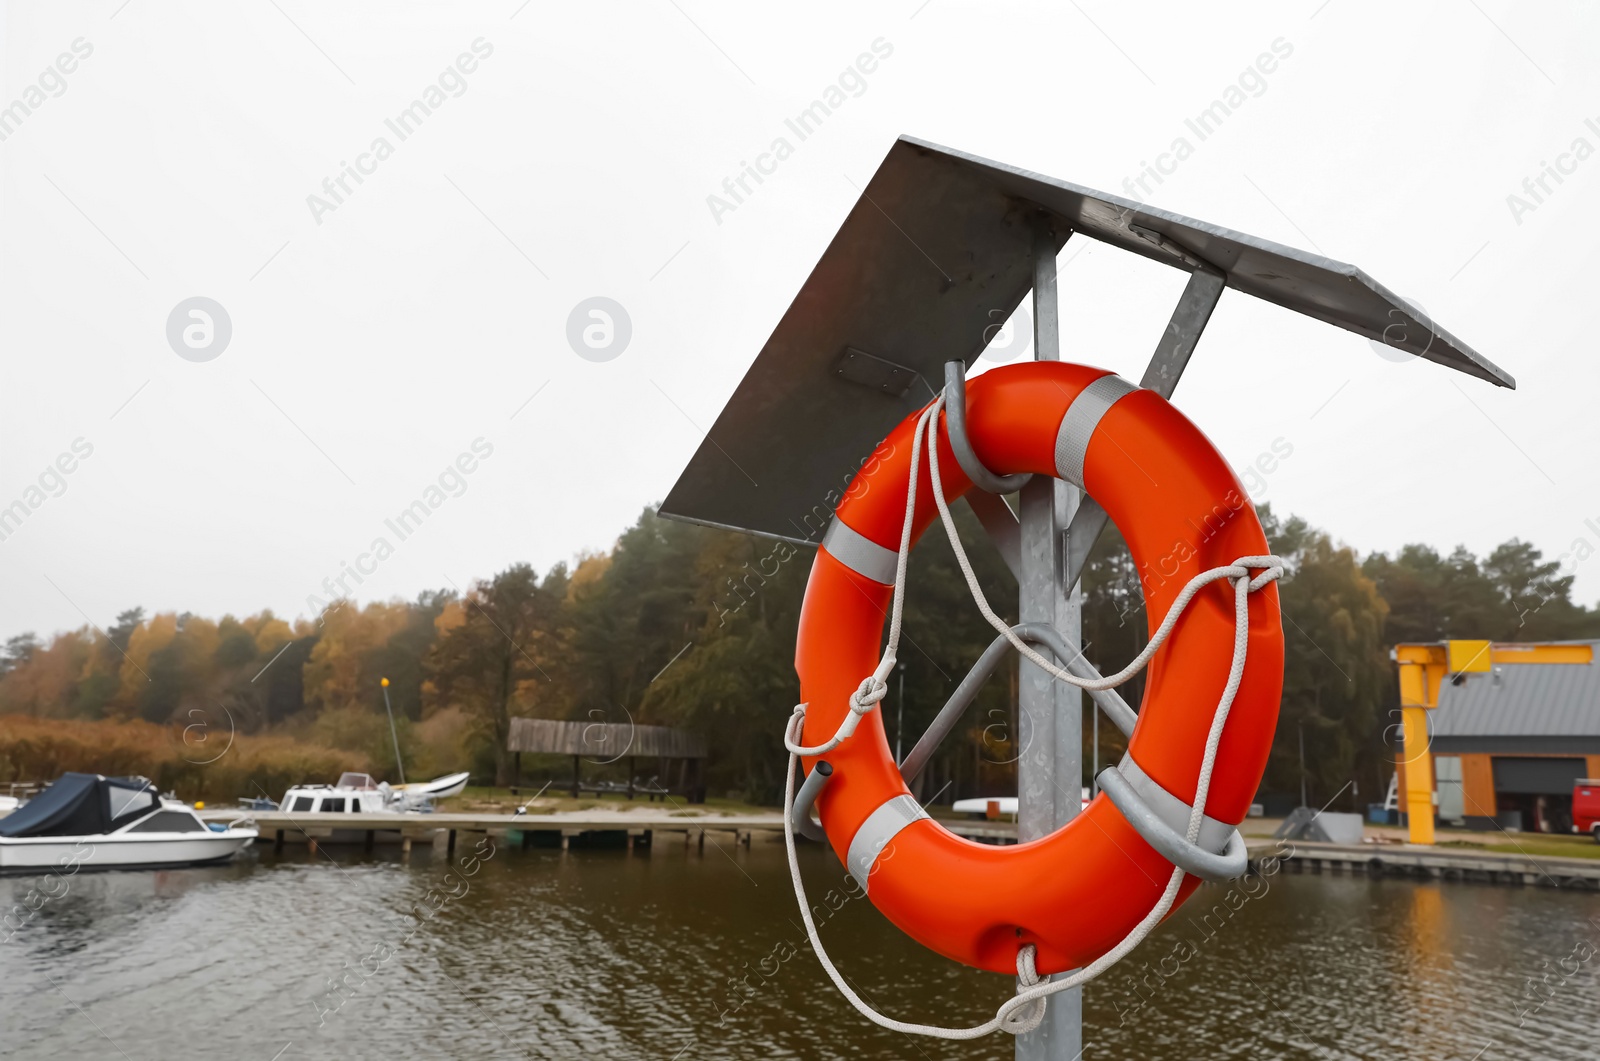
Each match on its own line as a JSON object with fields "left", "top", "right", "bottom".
{"left": 2, "top": 837, "right": 1596, "bottom": 1060}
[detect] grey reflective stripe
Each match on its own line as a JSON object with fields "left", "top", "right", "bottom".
{"left": 1118, "top": 754, "right": 1232, "bottom": 854}
{"left": 845, "top": 794, "right": 929, "bottom": 892}
{"left": 821, "top": 517, "right": 898, "bottom": 585}
{"left": 1053, "top": 373, "right": 1139, "bottom": 486}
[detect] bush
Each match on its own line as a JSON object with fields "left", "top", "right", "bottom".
{"left": 0, "top": 715, "right": 366, "bottom": 805}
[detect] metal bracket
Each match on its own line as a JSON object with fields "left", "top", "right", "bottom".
{"left": 790, "top": 759, "right": 832, "bottom": 843}
{"left": 1096, "top": 760, "right": 1247, "bottom": 881}
{"left": 963, "top": 491, "right": 1022, "bottom": 582}
{"left": 899, "top": 622, "right": 1137, "bottom": 786}
{"left": 1061, "top": 497, "right": 1107, "bottom": 593}
{"left": 943, "top": 360, "right": 1032, "bottom": 494}
{"left": 1140, "top": 266, "right": 1226, "bottom": 399}
{"left": 833, "top": 347, "right": 923, "bottom": 397}
{"left": 1059, "top": 265, "right": 1228, "bottom": 592}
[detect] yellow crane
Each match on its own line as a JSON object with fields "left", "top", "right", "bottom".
{"left": 1392, "top": 639, "right": 1593, "bottom": 844}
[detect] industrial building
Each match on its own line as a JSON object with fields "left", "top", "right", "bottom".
{"left": 1407, "top": 640, "right": 1600, "bottom": 833}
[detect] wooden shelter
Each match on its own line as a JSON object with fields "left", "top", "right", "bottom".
{"left": 508, "top": 718, "right": 708, "bottom": 801}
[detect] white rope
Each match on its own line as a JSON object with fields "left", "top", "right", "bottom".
{"left": 921, "top": 399, "right": 1280, "bottom": 691}
{"left": 783, "top": 400, "right": 935, "bottom": 758}
{"left": 783, "top": 393, "right": 1284, "bottom": 1039}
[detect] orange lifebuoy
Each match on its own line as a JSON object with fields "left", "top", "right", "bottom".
{"left": 794, "top": 360, "right": 1283, "bottom": 976}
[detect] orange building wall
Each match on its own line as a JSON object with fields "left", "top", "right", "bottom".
{"left": 1458, "top": 753, "right": 1496, "bottom": 816}
{"left": 1395, "top": 751, "right": 1584, "bottom": 817}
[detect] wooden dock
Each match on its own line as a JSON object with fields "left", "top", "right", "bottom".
{"left": 1246, "top": 838, "right": 1600, "bottom": 889}
{"left": 204, "top": 809, "right": 1599, "bottom": 889}
{"left": 204, "top": 809, "right": 778, "bottom": 854}
{"left": 202, "top": 808, "right": 1021, "bottom": 855}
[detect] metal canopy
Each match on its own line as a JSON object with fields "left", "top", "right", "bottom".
{"left": 659, "top": 134, "right": 1513, "bottom": 545}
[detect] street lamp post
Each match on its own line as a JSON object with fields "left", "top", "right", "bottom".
{"left": 1298, "top": 717, "right": 1307, "bottom": 809}
{"left": 895, "top": 661, "right": 907, "bottom": 764}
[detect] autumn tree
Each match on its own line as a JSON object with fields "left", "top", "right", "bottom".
{"left": 1260, "top": 509, "right": 1391, "bottom": 809}
{"left": 0, "top": 632, "right": 40, "bottom": 676}
{"left": 427, "top": 564, "right": 563, "bottom": 784}
{"left": 642, "top": 519, "right": 811, "bottom": 802}
{"left": 561, "top": 509, "right": 713, "bottom": 726}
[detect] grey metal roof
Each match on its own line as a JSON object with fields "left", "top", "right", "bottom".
{"left": 659, "top": 135, "right": 1514, "bottom": 544}
{"left": 1431, "top": 645, "right": 1600, "bottom": 740}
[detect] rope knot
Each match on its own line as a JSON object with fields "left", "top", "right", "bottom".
{"left": 1232, "top": 554, "right": 1287, "bottom": 592}
{"left": 849, "top": 675, "right": 889, "bottom": 715}
{"left": 1000, "top": 945, "right": 1047, "bottom": 1036}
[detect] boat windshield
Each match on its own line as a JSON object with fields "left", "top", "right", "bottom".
{"left": 337, "top": 772, "right": 378, "bottom": 790}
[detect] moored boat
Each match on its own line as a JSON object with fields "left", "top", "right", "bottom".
{"left": 392, "top": 770, "right": 471, "bottom": 803}
{"left": 0, "top": 773, "right": 257, "bottom": 872}
{"left": 279, "top": 770, "right": 471, "bottom": 815}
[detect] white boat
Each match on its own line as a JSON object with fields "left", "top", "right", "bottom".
{"left": 951, "top": 789, "right": 1091, "bottom": 819}
{"left": 953, "top": 796, "right": 1020, "bottom": 817}
{"left": 0, "top": 773, "right": 257, "bottom": 872}
{"left": 393, "top": 771, "right": 470, "bottom": 802}
{"left": 279, "top": 771, "right": 471, "bottom": 814}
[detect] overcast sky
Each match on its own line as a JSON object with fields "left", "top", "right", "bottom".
{"left": 2, "top": 0, "right": 1596, "bottom": 643}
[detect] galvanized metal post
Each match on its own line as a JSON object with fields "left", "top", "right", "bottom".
{"left": 1016, "top": 223, "right": 1083, "bottom": 1061}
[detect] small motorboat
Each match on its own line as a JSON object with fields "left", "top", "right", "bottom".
{"left": 0, "top": 773, "right": 257, "bottom": 872}
{"left": 280, "top": 772, "right": 392, "bottom": 814}
{"left": 392, "top": 771, "right": 471, "bottom": 803}
{"left": 279, "top": 771, "right": 471, "bottom": 815}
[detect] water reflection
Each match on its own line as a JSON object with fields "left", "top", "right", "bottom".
{"left": 1, "top": 840, "right": 1596, "bottom": 1059}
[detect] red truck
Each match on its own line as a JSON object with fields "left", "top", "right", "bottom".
{"left": 1577, "top": 779, "right": 1600, "bottom": 841}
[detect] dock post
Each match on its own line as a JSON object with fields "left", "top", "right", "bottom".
{"left": 364, "top": 830, "right": 374, "bottom": 853}
{"left": 307, "top": 837, "right": 318, "bottom": 857}
{"left": 401, "top": 836, "right": 413, "bottom": 862}
{"left": 273, "top": 829, "right": 284, "bottom": 854}
{"left": 447, "top": 829, "right": 457, "bottom": 856}
{"left": 1016, "top": 222, "right": 1083, "bottom": 1061}
{"left": 697, "top": 829, "right": 705, "bottom": 854}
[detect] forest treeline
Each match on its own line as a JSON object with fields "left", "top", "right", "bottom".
{"left": 2, "top": 503, "right": 1596, "bottom": 808}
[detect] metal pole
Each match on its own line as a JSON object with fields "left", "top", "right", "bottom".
{"left": 1091, "top": 703, "right": 1098, "bottom": 799}
{"left": 1016, "top": 222, "right": 1082, "bottom": 1061}
{"left": 895, "top": 662, "right": 907, "bottom": 765}
{"left": 380, "top": 677, "right": 406, "bottom": 785}
{"left": 1298, "top": 718, "right": 1307, "bottom": 808}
